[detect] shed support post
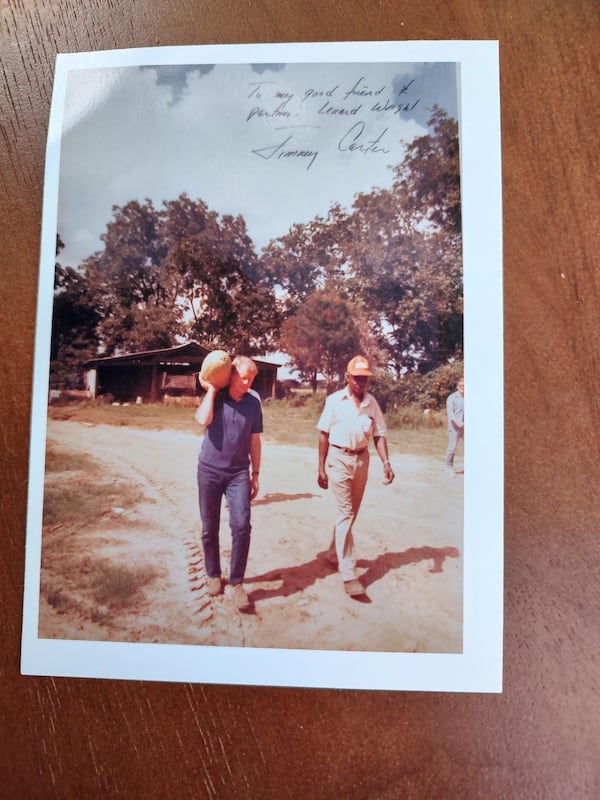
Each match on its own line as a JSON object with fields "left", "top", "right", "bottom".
{"left": 150, "top": 364, "right": 158, "bottom": 403}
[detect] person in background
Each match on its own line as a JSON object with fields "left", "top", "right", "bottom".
{"left": 445, "top": 378, "right": 464, "bottom": 476}
{"left": 316, "top": 355, "right": 395, "bottom": 598}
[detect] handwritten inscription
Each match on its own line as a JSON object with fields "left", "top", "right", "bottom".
{"left": 302, "top": 86, "right": 338, "bottom": 102}
{"left": 247, "top": 74, "right": 421, "bottom": 170}
{"left": 338, "top": 122, "right": 390, "bottom": 155}
{"left": 318, "top": 101, "right": 361, "bottom": 116}
{"left": 343, "top": 76, "right": 385, "bottom": 101}
{"left": 247, "top": 99, "right": 293, "bottom": 121}
{"left": 252, "top": 135, "right": 318, "bottom": 170}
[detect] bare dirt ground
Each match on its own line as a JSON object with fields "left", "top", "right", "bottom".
{"left": 38, "top": 420, "right": 463, "bottom": 653}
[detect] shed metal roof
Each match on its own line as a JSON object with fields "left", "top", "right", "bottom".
{"left": 84, "top": 341, "right": 280, "bottom": 370}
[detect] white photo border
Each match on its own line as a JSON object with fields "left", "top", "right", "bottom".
{"left": 22, "top": 40, "right": 503, "bottom": 692}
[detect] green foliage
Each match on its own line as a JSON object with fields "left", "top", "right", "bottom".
{"left": 368, "top": 371, "right": 398, "bottom": 414}
{"left": 339, "top": 109, "right": 463, "bottom": 373}
{"left": 53, "top": 109, "right": 462, "bottom": 389}
{"left": 78, "top": 195, "right": 281, "bottom": 360}
{"left": 263, "top": 109, "right": 463, "bottom": 377}
{"left": 378, "top": 361, "right": 464, "bottom": 411}
{"left": 51, "top": 262, "right": 102, "bottom": 389}
{"left": 393, "top": 106, "right": 462, "bottom": 234}
{"left": 280, "top": 289, "right": 365, "bottom": 392}
{"left": 88, "top": 559, "right": 159, "bottom": 608}
{"left": 45, "top": 391, "right": 450, "bottom": 456}
{"left": 161, "top": 197, "right": 280, "bottom": 353}
{"left": 83, "top": 199, "right": 180, "bottom": 354}
{"left": 385, "top": 404, "right": 444, "bottom": 431}
{"left": 42, "top": 440, "right": 147, "bottom": 528}
{"left": 260, "top": 207, "right": 347, "bottom": 312}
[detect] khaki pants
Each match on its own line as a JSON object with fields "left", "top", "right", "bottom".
{"left": 327, "top": 448, "right": 370, "bottom": 581}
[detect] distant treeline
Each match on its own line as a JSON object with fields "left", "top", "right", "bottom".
{"left": 52, "top": 108, "right": 462, "bottom": 391}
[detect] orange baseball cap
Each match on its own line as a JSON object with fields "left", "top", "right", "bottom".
{"left": 347, "top": 355, "right": 373, "bottom": 376}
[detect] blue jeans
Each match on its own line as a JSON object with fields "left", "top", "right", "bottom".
{"left": 197, "top": 462, "right": 251, "bottom": 585}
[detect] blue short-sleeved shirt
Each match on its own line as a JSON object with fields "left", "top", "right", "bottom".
{"left": 199, "top": 388, "right": 263, "bottom": 472}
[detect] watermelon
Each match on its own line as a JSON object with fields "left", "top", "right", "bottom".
{"left": 200, "top": 350, "right": 232, "bottom": 389}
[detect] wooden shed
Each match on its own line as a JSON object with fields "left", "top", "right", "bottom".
{"left": 84, "top": 342, "right": 279, "bottom": 403}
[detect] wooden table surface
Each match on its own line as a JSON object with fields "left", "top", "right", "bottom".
{"left": 1, "top": 2, "right": 598, "bottom": 797}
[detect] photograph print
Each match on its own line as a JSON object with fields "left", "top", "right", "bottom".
{"left": 22, "top": 41, "right": 503, "bottom": 692}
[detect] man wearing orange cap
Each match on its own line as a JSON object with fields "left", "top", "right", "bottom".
{"left": 316, "top": 355, "right": 395, "bottom": 597}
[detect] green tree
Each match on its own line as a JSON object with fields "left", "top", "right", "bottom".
{"left": 50, "top": 236, "right": 101, "bottom": 388}
{"left": 80, "top": 194, "right": 280, "bottom": 356}
{"left": 280, "top": 289, "right": 366, "bottom": 392}
{"left": 394, "top": 106, "right": 462, "bottom": 234}
{"left": 83, "top": 199, "right": 179, "bottom": 354}
{"left": 339, "top": 108, "right": 463, "bottom": 373}
{"left": 260, "top": 206, "right": 347, "bottom": 316}
{"left": 161, "top": 195, "right": 279, "bottom": 353}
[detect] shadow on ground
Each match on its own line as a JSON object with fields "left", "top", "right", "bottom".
{"left": 245, "top": 545, "right": 460, "bottom": 603}
{"left": 252, "top": 492, "right": 319, "bottom": 506}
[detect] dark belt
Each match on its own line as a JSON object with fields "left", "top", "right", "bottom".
{"left": 331, "top": 444, "right": 367, "bottom": 455}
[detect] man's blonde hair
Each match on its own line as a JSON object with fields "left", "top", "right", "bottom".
{"left": 232, "top": 355, "right": 258, "bottom": 375}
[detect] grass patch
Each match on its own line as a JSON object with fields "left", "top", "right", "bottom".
{"left": 41, "top": 440, "right": 161, "bottom": 629}
{"left": 44, "top": 439, "right": 102, "bottom": 473}
{"left": 88, "top": 559, "right": 159, "bottom": 608}
{"left": 43, "top": 439, "right": 147, "bottom": 528}
{"left": 262, "top": 394, "right": 326, "bottom": 449}
{"left": 47, "top": 394, "right": 450, "bottom": 458}
{"left": 42, "top": 557, "right": 160, "bottom": 625}
{"left": 48, "top": 402, "right": 199, "bottom": 433}
{"left": 261, "top": 395, "right": 449, "bottom": 458}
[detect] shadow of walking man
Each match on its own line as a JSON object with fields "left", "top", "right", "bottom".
{"left": 245, "top": 546, "right": 460, "bottom": 604}
{"left": 357, "top": 546, "right": 460, "bottom": 590}
{"left": 244, "top": 551, "right": 334, "bottom": 602}
{"left": 252, "top": 492, "right": 319, "bottom": 506}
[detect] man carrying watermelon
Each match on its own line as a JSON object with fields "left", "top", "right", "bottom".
{"left": 195, "top": 353, "right": 262, "bottom": 611}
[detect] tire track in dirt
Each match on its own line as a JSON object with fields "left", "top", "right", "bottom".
{"left": 122, "top": 447, "right": 246, "bottom": 643}
{"left": 52, "top": 422, "right": 245, "bottom": 643}
{"left": 126, "top": 462, "right": 215, "bottom": 626}
{"left": 43, "top": 420, "right": 463, "bottom": 652}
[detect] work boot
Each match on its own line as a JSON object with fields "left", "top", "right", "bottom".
{"left": 343, "top": 579, "right": 365, "bottom": 597}
{"left": 232, "top": 583, "right": 250, "bottom": 610}
{"left": 206, "top": 577, "right": 223, "bottom": 596}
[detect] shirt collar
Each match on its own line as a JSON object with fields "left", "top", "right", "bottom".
{"left": 341, "top": 386, "right": 369, "bottom": 406}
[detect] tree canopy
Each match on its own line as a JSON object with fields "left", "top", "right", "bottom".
{"left": 280, "top": 289, "right": 367, "bottom": 392}
{"left": 51, "top": 109, "right": 462, "bottom": 391}
{"left": 51, "top": 237, "right": 102, "bottom": 388}
{"left": 265, "top": 108, "right": 463, "bottom": 377}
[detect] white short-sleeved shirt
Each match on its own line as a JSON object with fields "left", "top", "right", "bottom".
{"left": 316, "top": 387, "right": 387, "bottom": 450}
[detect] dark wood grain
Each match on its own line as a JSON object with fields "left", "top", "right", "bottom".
{"left": 1, "top": 1, "right": 599, "bottom": 797}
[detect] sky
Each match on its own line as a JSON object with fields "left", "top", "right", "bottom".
{"left": 56, "top": 60, "right": 458, "bottom": 267}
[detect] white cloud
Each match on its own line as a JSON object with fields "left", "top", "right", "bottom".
{"left": 57, "top": 61, "right": 457, "bottom": 266}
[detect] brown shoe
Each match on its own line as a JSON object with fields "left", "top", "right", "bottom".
{"left": 232, "top": 583, "right": 250, "bottom": 610}
{"left": 206, "top": 577, "right": 222, "bottom": 596}
{"left": 343, "top": 579, "right": 365, "bottom": 597}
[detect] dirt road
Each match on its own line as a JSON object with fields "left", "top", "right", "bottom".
{"left": 39, "top": 420, "right": 463, "bottom": 653}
